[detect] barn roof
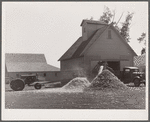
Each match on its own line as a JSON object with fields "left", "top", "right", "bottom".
{"left": 58, "top": 22, "right": 137, "bottom": 61}
{"left": 58, "top": 26, "right": 107, "bottom": 61}
{"left": 58, "top": 37, "right": 83, "bottom": 61}
{"left": 6, "top": 53, "right": 60, "bottom": 72}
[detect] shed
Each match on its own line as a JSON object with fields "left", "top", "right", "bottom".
{"left": 5, "top": 53, "right": 60, "bottom": 83}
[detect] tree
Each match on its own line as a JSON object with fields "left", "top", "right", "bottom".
{"left": 141, "top": 48, "right": 146, "bottom": 55}
{"left": 99, "top": 7, "right": 134, "bottom": 42}
{"left": 99, "top": 6, "right": 114, "bottom": 24}
{"left": 138, "top": 32, "right": 146, "bottom": 44}
{"left": 137, "top": 32, "right": 146, "bottom": 55}
{"left": 120, "top": 12, "right": 134, "bottom": 42}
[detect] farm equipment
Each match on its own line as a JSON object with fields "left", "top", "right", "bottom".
{"left": 9, "top": 74, "right": 69, "bottom": 91}
{"left": 121, "top": 67, "right": 145, "bottom": 87}
{"left": 10, "top": 74, "right": 38, "bottom": 91}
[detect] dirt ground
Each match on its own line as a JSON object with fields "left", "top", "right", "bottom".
{"left": 5, "top": 84, "right": 145, "bottom": 109}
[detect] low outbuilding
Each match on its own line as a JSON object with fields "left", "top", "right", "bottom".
{"left": 5, "top": 53, "right": 60, "bottom": 83}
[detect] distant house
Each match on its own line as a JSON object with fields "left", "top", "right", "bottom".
{"left": 58, "top": 20, "right": 137, "bottom": 78}
{"left": 5, "top": 53, "right": 60, "bottom": 83}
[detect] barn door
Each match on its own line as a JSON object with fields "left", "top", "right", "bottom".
{"left": 107, "top": 61, "right": 120, "bottom": 78}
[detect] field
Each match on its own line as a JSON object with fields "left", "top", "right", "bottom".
{"left": 5, "top": 84, "right": 145, "bottom": 109}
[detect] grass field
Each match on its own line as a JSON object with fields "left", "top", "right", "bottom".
{"left": 5, "top": 84, "right": 145, "bottom": 109}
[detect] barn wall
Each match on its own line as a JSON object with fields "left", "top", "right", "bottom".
{"left": 60, "top": 57, "right": 84, "bottom": 71}
{"left": 85, "top": 27, "right": 134, "bottom": 71}
{"left": 46, "top": 70, "right": 86, "bottom": 82}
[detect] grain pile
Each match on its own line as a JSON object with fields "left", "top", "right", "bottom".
{"left": 63, "top": 77, "right": 90, "bottom": 91}
{"left": 89, "top": 69, "right": 127, "bottom": 90}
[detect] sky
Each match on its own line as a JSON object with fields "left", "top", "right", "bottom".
{"left": 2, "top": 2, "right": 148, "bottom": 68}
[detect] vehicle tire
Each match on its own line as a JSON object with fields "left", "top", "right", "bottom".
{"left": 134, "top": 78, "right": 140, "bottom": 87}
{"left": 34, "top": 83, "right": 42, "bottom": 89}
{"left": 10, "top": 79, "right": 25, "bottom": 91}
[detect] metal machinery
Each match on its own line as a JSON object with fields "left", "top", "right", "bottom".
{"left": 10, "top": 74, "right": 39, "bottom": 91}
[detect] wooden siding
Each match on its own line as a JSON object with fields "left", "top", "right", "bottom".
{"left": 85, "top": 28, "right": 133, "bottom": 60}
{"left": 46, "top": 70, "right": 86, "bottom": 81}
{"left": 61, "top": 57, "right": 84, "bottom": 71}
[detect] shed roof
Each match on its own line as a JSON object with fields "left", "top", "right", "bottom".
{"left": 6, "top": 62, "right": 60, "bottom": 72}
{"left": 5, "top": 53, "right": 60, "bottom": 72}
{"left": 6, "top": 53, "right": 47, "bottom": 63}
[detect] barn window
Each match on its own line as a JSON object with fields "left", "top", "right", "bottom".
{"left": 55, "top": 72, "right": 58, "bottom": 77}
{"left": 44, "top": 73, "right": 46, "bottom": 77}
{"left": 108, "top": 30, "right": 111, "bottom": 39}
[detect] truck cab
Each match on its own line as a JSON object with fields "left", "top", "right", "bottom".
{"left": 121, "top": 67, "right": 145, "bottom": 87}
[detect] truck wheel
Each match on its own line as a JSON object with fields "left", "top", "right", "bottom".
{"left": 10, "top": 79, "right": 25, "bottom": 91}
{"left": 134, "top": 78, "right": 140, "bottom": 87}
{"left": 34, "top": 83, "right": 42, "bottom": 89}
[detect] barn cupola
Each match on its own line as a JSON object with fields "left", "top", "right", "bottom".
{"left": 80, "top": 20, "right": 107, "bottom": 41}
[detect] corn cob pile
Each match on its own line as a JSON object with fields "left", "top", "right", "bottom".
{"left": 63, "top": 77, "right": 90, "bottom": 90}
{"left": 89, "top": 69, "right": 127, "bottom": 90}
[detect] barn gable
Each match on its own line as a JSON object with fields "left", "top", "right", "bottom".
{"left": 85, "top": 25, "right": 137, "bottom": 58}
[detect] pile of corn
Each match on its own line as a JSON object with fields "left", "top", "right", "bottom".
{"left": 89, "top": 69, "right": 127, "bottom": 90}
{"left": 63, "top": 77, "right": 90, "bottom": 91}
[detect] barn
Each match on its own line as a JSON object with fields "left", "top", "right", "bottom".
{"left": 58, "top": 20, "right": 137, "bottom": 78}
{"left": 5, "top": 53, "right": 60, "bottom": 83}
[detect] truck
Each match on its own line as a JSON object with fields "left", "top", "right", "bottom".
{"left": 121, "top": 67, "right": 145, "bottom": 87}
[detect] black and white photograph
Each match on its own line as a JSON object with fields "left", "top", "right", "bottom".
{"left": 2, "top": 1, "right": 148, "bottom": 120}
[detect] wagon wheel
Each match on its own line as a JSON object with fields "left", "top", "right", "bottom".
{"left": 10, "top": 79, "right": 25, "bottom": 91}
{"left": 134, "top": 78, "right": 140, "bottom": 87}
{"left": 34, "top": 83, "right": 42, "bottom": 89}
